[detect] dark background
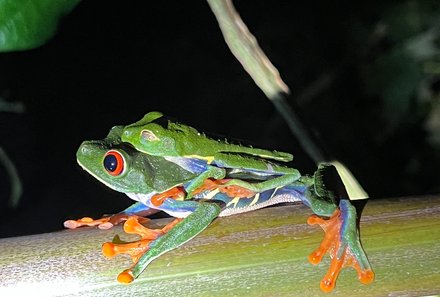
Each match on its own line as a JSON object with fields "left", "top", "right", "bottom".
{"left": 1, "top": 1, "right": 439, "bottom": 238}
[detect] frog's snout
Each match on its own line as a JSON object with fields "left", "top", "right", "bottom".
{"left": 77, "top": 141, "right": 97, "bottom": 159}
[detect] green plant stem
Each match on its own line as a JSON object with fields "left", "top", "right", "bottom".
{"left": 0, "top": 196, "right": 439, "bottom": 296}
{"left": 0, "top": 147, "right": 22, "bottom": 207}
{"left": 207, "top": 0, "right": 369, "bottom": 199}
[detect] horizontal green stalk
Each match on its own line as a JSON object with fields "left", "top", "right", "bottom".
{"left": 0, "top": 196, "right": 439, "bottom": 296}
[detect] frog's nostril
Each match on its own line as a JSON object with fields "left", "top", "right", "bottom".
{"left": 78, "top": 141, "right": 95, "bottom": 155}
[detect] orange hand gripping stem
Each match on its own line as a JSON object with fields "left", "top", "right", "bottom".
{"left": 102, "top": 216, "right": 182, "bottom": 283}
{"left": 64, "top": 214, "right": 149, "bottom": 230}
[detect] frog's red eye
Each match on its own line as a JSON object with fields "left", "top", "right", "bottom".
{"left": 103, "top": 150, "right": 125, "bottom": 176}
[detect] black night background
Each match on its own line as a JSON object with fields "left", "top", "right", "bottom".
{"left": 1, "top": 1, "right": 439, "bottom": 238}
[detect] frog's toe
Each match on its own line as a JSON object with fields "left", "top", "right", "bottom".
{"left": 64, "top": 217, "right": 110, "bottom": 229}
{"left": 97, "top": 222, "right": 115, "bottom": 230}
{"left": 320, "top": 251, "right": 344, "bottom": 292}
{"left": 117, "top": 270, "right": 135, "bottom": 284}
{"left": 102, "top": 216, "right": 182, "bottom": 283}
{"left": 122, "top": 216, "right": 160, "bottom": 238}
{"left": 102, "top": 238, "right": 153, "bottom": 262}
{"left": 358, "top": 268, "right": 375, "bottom": 284}
{"left": 307, "top": 209, "right": 374, "bottom": 292}
{"left": 64, "top": 214, "right": 149, "bottom": 229}
{"left": 343, "top": 241, "right": 374, "bottom": 285}
{"left": 107, "top": 213, "right": 150, "bottom": 228}
{"left": 307, "top": 215, "right": 337, "bottom": 265}
{"left": 307, "top": 211, "right": 340, "bottom": 266}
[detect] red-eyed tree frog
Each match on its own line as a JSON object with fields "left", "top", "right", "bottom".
{"left": 121, "top": 111, "right": 301, "bottom": 198}
{"left": 66, "top": 119, "right": 374, "bottom": 293}
{"left": 64, "top": 126, "right": 197, "bottom": 229}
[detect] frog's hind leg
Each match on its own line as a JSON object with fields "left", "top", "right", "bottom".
{"left": 220, "top": 173, "right": 300, "bottom": 196}
{"left": 308, "top": 200, "right": 374, "bottom": 292}
{"left": 213, "top": 152, "right": 301, "bottom": 195}
{"left": 304, "top": 164, "right": 374, "bottom": 292}
{"left": 184, "top": 165, "right": 226, "bottom": 198}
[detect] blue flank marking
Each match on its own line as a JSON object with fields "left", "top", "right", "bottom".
{"left": 194, "top": 184, "right": 310, "bottom": 210}
{"left": 157, "top": 199, "right": 200, "bottom": 213}
{"left": 123, "top": 202, "right": 151, "bottom": 214}
{"left": 165, "top": 157, "right": 208, "bottom": 174}
{"left": 168, "top": 156, "right": 286, "bottom": 177}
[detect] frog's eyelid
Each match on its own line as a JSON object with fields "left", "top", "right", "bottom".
{"left": 141, "top": 130, "right": 159, "bottom": 141}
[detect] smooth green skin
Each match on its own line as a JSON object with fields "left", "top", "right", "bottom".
{"left": 0, "top": 0, "right": 80, "bottom": 52}
{"left": 121, "top": 112, "right": 301, "bottom": 197}
{"left": 76, "top": 125, "right": 197, "bottom": 195}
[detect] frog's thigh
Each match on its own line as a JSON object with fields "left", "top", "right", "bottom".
{"left": 214, "top": 152, "right": 300, "bottom": 175}
{"left": 224, "top": 174, "right": 299, "bottom": 193}
{"left": 184, "top": 165, "right": 226, "bottom": 196}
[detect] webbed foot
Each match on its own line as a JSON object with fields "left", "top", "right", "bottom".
{"left": 64, "top": 214, "right": 149, "bottom": 230}
{"left": 102, "top": 216, "right": 182, "bottom": 283}
{"left": 307, "top": 200, "right": 374, "bottom": 292}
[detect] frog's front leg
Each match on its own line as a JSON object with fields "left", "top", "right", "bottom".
{"left": 303, "top": 164, "right": 374, "bottom": 292}
{"left": 64, "top": 201, "right": 156, "bottom": 229}
{"left": 102, "top": 199, "right": 224, "bottom": 283}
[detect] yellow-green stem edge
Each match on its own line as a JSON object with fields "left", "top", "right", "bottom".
{"left": 0, "top": 196, "right": 439, "bottom": 296}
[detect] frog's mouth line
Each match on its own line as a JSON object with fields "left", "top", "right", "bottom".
{"left": 76, "top": 158, "right": 123, "bottom": 193}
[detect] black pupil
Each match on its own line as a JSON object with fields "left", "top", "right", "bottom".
{"left": 104, "top": 154, "right": 118, "bottom": 172}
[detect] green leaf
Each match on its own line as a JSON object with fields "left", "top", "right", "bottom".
{"left": 0, "top": 0, "right": 81, "bottom": 52}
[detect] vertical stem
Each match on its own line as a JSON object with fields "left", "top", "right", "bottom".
{"left": 0, "top": 147, "right": 22, "bottom": 207}
{"left": 207, "top": 0, "right": 368, "bottom": 200}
